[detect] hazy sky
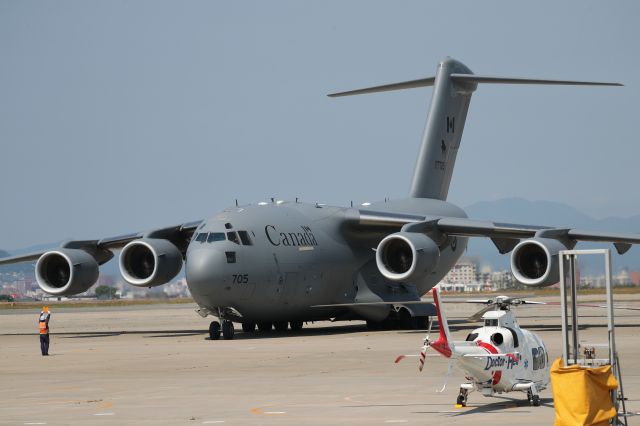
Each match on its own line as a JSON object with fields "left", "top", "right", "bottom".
{"left": 1, "top": 1, "right": 639, "bottom": 250}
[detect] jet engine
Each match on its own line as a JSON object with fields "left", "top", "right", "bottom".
{"left": 375, "top": 232, "right": 440, "bottom": 282}
{"left": 35, "top": 249, "right": 99, "bottom": 295}
{"left": 119, "top": 238, "right": 183, "bottom": 287}
{"left": 510, "top": 238, "right": 568, "bottom": 287}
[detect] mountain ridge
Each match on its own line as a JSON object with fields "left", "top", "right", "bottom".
{"left": 464, "top": 198, "right": 640, "bottom": 273}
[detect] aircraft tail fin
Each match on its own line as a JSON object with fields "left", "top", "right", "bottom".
{"left": 329, "top": 58, "right": 621, "bottom": 200}
{"left": 430, "top": 286, "right": 453, "bottom": 358}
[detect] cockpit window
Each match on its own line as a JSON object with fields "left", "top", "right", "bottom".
{"left": 506, "top": 327, "right": 519, "bottom": 348}
{"left": 465, "top": 333, "right": 478, "bottom": 342}
{"left": 195, "top": 233, "right": 208, "bottom": 243}
{"left": 227, "top": 232, "right": 240, "bottom": 245}
{"left": 238, "top": 231, "right": 253, "bottom": 246}
{"left": 207, "top": 232, "right": 226, "bottom": 243}
{"left": 485, "top": 319, "right": 498, "bottom": 327}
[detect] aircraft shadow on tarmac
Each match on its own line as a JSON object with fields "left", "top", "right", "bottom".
{"left": 62, "top": 332, "right": 123, "bottom": 339}
{"left": 201, "top": 323, "right": 371, "bottom": 341}
{"left": 412, "top": 397, "right": 554, "bottom": 416}
{"left": 49, "top": 323, "right": 372, "bottom": 340}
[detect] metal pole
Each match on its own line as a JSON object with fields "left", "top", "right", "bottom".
{"left": 605, "top": 250, "right": 615, "bottom": 365}
{"left": 569, "top": 254, "right": 579, "bottom": 364}
{"left": 559, "top": 253, "right": 569, "bottom": 365}
{"left": 604, "top": 250, "right": 621, "bottom": 417}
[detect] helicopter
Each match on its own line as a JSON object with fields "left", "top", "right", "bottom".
{"left": 396, "top": 287, "right": 549, "bottom": 407}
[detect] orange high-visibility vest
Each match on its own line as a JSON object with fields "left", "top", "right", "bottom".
{"left": 39, "top": 321, "right": 48, "bottom": 334}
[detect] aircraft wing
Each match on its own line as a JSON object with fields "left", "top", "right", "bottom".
{"left": 0, "top": 220, "right": 202, "bottom": 266}
{"left": 349, "top": 209, "right": 640, "bottom": 255}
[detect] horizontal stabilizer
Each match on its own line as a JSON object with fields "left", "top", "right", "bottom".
{"left": 450, "top": 74, "right": 623, "bottom": 87}
{"left": 328, "top": 73, "right": 622, "bottom": 98}
{"left": 327, "top": 77, "right": 435, "bottom": 97}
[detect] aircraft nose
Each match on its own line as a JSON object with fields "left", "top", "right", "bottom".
{"left": 185, "top": 247, "right": 228, "bottom": 302}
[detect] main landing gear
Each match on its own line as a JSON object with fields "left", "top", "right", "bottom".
{"left": 366, "top": 315, "right": 430, "bottom": 331}
{"left": 527, "top": 388, "right": 540, "bottom": 407}
{"left": 242, "top": 322, "right": 256, "bottom": 333}
{"left": 209, "top": 320, "right": 235, "bottom": 340}
{"left": 209, "top": 320, "right": 305, "bottom": 340}
{"left": 456, "top": 388, "right": 468, "bottom": 407}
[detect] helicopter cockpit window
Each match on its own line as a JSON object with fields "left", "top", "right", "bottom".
{"left": 485, "top": 319, "right": 498, "bottom": 327}
{"left": 195, "top": 232, "right": 208, "bottom": 243}
{"left": 227, "top": 232, "right": 240, "bottom": 245}
{"left": 491, "top": 332, "right": 504, "bottom": 345}
{"left": 505, "top": 327, "right": 519, "bottom": 347}
{"left": 465, "top": 333, "right": 478, "bottom": 342}
{"left": 207, "top": 232, "right": 226, "bottom": 243}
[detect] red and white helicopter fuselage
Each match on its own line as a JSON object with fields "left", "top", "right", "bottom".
{"left": 398, "top": 288, "right": 550, "bottom": 406}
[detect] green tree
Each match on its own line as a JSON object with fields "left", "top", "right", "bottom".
{"left": 94, "top": 285, "right": 118, "bottom": 300}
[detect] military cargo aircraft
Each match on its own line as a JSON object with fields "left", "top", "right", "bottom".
{"left": 2, "top": 57, "right": 638, "bottom": 340}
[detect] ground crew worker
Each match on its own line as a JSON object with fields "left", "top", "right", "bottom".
{"left": 39, "top": 306, "right": 51, "bottom": 356}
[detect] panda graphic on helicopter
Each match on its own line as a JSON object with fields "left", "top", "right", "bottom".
{"left": 396, "top": 287, "right": 550, "bottom": 407}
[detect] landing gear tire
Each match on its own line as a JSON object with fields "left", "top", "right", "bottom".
{"left": 222, "top": 320, "right": 235, "bottom": 340}
{"left": 457, "top": 388, "right": 468, "bottom": 407}
{"left": 257, "top": 322, "right": 272, "bottom": 332}
{"left": 242, "top": 322, "right": 256, "bottom": 333}
{"left": 531, "top": 395, "right": 540, "bottom": 407}
{"left": 289, "top": 320, "right": 303, "bottom": 332}
{"left": 274, "top": 321, "right": 288, "bottom": 332}
{"left": 209, "top": 321, "right": 221, "bottom": 340}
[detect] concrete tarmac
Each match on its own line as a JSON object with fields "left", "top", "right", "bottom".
{"left": 1, "top": 297, "right": 639, "bottom": 425}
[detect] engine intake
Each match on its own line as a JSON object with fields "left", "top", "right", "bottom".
{"left": 119, "top": 238, "right": 183, "bottom": 287}
{"left": 375, "top": 232, "right": 440, "bottom": 282}
{"left": 35, "top": 249, "right": 99, "bottom": 295}
{"left": 510, "top": 238, "right": 568, "bottom": 287}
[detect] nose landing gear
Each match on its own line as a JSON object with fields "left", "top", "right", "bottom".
{"left": 209, "top": 320, "right": 235, "bottom": 340}
{"left": 456, "top": 388, "right": 468, "bottom": 407}
{"left": 209, "top": 321, "right": 221, "bottom": 340}
{"left": 222, "top": 320, "right": 235, "bottom": 340}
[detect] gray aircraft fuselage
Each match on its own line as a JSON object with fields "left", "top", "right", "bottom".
{"left": 187, "top": 198, "right": 468, "bottom": 322}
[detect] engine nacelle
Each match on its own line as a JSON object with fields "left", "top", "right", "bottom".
{"left": 510, "top": 238, "right": 568, "bottom": 287}
{"left": 375, "top": 232, "right": 440, "bottom": 282}
{"left": 119, "top": 238, "right": 183, "bottom": 287}
{"left": 35, "top": 249, "right": 99, "bottom": 295}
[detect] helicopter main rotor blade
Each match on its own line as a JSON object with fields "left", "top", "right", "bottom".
{"left": 468, "top": 305, "right": 495, "bottom": 322}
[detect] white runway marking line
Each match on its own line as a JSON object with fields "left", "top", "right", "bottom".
{"left": 202, "top": 421, "right": 225, "bottom": 424}
{"left": 24, "top": 423, "right": 46, "bottom": 425}
{"left": 264, "top": 411, "right": 286, "bottom": 414}
{"left": 94, "top": 412, "right": 115, "bottom": 416}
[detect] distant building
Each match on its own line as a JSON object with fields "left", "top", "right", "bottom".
{"left": 443, "top": 257, "right": 478, "bottom": 285}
